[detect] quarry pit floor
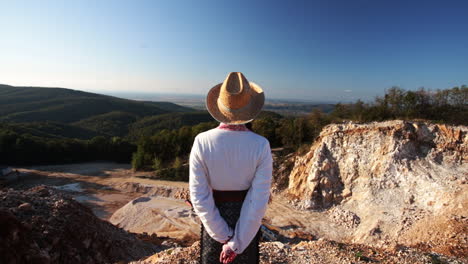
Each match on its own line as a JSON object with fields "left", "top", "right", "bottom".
{"left": 6, "top": 162, "right": 345, "bottom": 242}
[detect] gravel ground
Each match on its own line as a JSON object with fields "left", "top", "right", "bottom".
{"left": 135, "top": 239, "right": 467, "bottom": 264}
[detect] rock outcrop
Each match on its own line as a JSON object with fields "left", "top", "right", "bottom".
{"left": 271, "top": 150, "right": 296, "bottom": 193}
{"left": 286, "top": 120, "right": 467, "bottom": 256}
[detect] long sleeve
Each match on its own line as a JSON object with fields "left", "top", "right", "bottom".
{"left": 189, "top": 136, "right": 233, "bottom": 243}
{"left": 227, "top": 140, "right": 273, "bottom": 254}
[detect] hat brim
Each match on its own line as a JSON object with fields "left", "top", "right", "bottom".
{"left": 206, "top": 82, "right": 265, "bottom": 124}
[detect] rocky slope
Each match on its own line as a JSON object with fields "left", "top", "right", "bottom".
{"left": 0, "top": 186, "right": 159, "bottom": 264}
{"left": 286, "top": 120, "right": 467, "bottom": 257}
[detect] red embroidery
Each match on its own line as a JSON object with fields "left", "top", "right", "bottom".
{"left": 217, "top": 123, "right": 249, "bottom": 131}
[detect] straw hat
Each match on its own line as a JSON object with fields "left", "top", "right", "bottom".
{"left": 206, "top": 72, "right": 265, "bottom": 124}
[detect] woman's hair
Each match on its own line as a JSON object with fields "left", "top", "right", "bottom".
{"left": 245, "top": 122, "right": 253, "bottom": 132}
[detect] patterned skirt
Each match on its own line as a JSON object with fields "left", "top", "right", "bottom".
{"left": 200, "top": 201, "right": 261, "bottom": 264}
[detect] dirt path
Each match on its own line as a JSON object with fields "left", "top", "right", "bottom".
{"left": 265, "top": 196, "right": 351, "bottom": 242}
{"left": 10, "top": 163, "right": 165, "bottom": 219}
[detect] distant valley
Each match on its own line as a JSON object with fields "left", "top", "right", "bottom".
{"left": 104, "top": 91, "right": 336, "bottom": 116}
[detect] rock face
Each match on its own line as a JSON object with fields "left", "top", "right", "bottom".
{"left": 287, "top": 120, "right": 467, "bottom": 256}
{"left": 271, "top": 150, "right": 296, "bottom": 193}
{"left": 0, "top": 186, "right": 158, "bottom": 264}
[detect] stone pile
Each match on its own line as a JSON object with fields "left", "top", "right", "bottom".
{"left": 0, "top": 186, "right": 158, "bottom": 264}
{"left": 110, "top": 196, "right": 200, "bottom": 241}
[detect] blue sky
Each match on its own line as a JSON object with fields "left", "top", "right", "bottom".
{"left": 1, "top": 0, "right": 467, "bottom": 101}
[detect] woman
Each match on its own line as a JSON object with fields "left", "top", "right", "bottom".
{"left": 189, "top": 72, "right": 273, "bottom": 264}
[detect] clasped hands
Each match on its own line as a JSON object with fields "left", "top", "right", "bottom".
{"left": 219, "top": 243, "right": 237, "bottom": 263}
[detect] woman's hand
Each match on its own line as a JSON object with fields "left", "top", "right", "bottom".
{"left": 219, "top": 244, "right": 237, "bottom": 263}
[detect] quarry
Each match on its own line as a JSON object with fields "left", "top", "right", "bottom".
{"left": 1, "top": 120, "right": 466, "bottom": 264}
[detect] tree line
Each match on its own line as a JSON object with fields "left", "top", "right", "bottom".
{"left": 330, "top": 86, "right": 467, "bottom": 124}
{"left": 0, "top": 129, "right": 135, "bottom": 165}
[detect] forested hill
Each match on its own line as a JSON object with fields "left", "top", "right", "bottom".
{"left": 0, "top": 84, "right": 206, "bottom": 138}
{"left": 0, "top": 84, "right": 193, "bottom": 123}
{"left": 0, "top": 83, "right": 282, "bottom": 165}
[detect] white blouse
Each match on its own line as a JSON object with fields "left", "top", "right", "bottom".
{"left": 189, "top": 127, "right": 273, "bottom": 254}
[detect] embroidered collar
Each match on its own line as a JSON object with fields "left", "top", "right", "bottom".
{"left": 217, "top": 123, "right": 249, "bottom": 131}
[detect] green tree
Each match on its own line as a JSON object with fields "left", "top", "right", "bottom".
{"left": 252, "top": 118, "right": 278, "bottom": 146}
{"left": 276, "top": 119, "right": 295, "bottom": 147}
{"left": 153, "top": 157, "right": 163, "bottom": 171}
{"left": 351, "top": 100, "right": 366, "bottom": 122}
{"left": 307, "top": 108, "right": 328, "bottom": 140}
{"left": 172, "top": 156, "right": 182, "bottom": 169}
